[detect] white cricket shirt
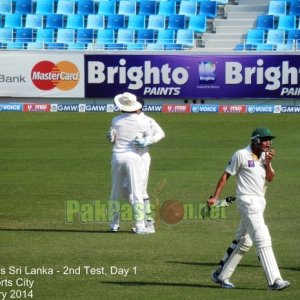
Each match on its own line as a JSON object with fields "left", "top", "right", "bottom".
{"left": 111, "top": 113, "right": 151, "bottom": 153}
{"left": 225, "top": 145, "right": 267, "bottom": 197}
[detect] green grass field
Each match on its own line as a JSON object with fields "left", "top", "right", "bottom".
{"left": 0, "top": 112, "right": 299, "bottom": 300}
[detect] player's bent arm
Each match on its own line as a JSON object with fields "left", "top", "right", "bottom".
{"left": 265, "top": 149, "right": 275, "bottom": 182}
{"left": 265, "top": 162, "right": 275, "bottom": 182}
{"left": 150, "top": 120, "right": 165, "bottom": 144}
{"left": 207, "top": 172, "right": 231, "bottom": 206}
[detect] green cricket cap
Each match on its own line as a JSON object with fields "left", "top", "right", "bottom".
{"left": 251, "top": 128, "right": 276, "bottom": 140}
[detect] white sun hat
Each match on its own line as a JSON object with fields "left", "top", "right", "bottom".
{"left": 114, "top": 92, "right": 142, "bottom": 112}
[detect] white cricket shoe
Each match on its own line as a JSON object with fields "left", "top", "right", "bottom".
{"left": 269, "top": 278, "right": 290, "bottom": 291}
{"left": 132, "top": 227, "right": 154, "bottom": 235}
{"left": 146, "top": 224, "right": 155, "bottom": 234}
{"left": 211, "top": 271, "right": 235, "bottom": 289}
{"left": 109, "top": 224, "right": 120, "bottom": 232}
{"left": 145, "top": 221, "right": 155, "bottom": 233}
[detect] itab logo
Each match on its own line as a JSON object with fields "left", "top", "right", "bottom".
{"left": 31, "top": 61, "right": 80, "bottom": 91}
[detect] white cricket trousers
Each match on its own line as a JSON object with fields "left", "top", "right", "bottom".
{"left": 236, "top": 196, "right": 282, "bottom": 285}
{"left": 110, "top": 151, "right": 145, "bottom": 229}
{"left": 141, "top": 152, "right": 151, "bottom": 199}
{"left": 219, "top": 196, "right": 282, "bottom": 286}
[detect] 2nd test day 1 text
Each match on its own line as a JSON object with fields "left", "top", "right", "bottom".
{"left": 0, "top": 266, "right": 136, "bottom": 277}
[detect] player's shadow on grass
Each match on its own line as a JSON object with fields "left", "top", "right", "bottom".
{"left": 0, "top": 228, "right": 132, "bottom": 234}
{"left": 101, "top": 280, "right": 265, "bottom": 291}
{"left": 166, "top": 260, "right": 300, "bottom": 272}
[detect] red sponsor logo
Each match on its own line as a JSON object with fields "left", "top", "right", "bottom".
{"left": 24, "top": 104, "right": 51, "bottom": 112}
{"left": 31, "top": 61, "right": 80, "bottom": 91}
{"left": 162, "top": 104, "right": 191, "bottom": 113}
{"left": 219, "top": 105, "right": 247, "bottom": 113}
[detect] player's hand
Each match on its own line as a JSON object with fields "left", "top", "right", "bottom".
{"left": 106, "top": 128, "right": 115, "bottom": 143}
{"left": 207, "top": 195, "right": 217, "bottom": 207}
{"left": 133, "top": 136, "right": 151, "bottom": 149}
{"left": 265, "top": 149, "right": 275, "bottom": 163}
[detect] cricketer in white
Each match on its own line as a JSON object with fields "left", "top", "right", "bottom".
{"left": 207, "top": 128, "right": 290, "bottom": 291}
{"left": 107, "top": 93, "right": 164, "bottom": 234}
{"left": 133, "top": 97, "right": 165, "bottom": 232}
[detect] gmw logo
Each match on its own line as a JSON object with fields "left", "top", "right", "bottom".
{"left": 31, "top": 61, "right": 80, "bottom": 91}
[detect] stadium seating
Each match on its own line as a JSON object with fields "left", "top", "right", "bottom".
{"left": 156, "top": 29, "right": 176, "bottom": 45}
{"left": 118, "top": 0, "right": 137, "bottom": 16}
{"left": 35, "top": 0, "right": 54, "bottom": 15}
{"left": 76, "top": 28, "right": 94, "bottom": 44}
{"left": 168, "top": 14, "right": 186, "bottom": 30}
{"left": 127, "top": 14, "right": 145, "bottom": 29}
{"left": 256, "top": 43, "right": 275, "bottom": 51}
{"left": 0, "top": 27, "right": 13, "bottom": 42}
{"left": 25, "top": 14, "right": 43, "bottom": 29}
{"left": 56, "top": 0, "right": 75, "bottom": 15}
{"left": 6, "top": 41, "right": 25, "bottom": 49}
{"left": 188, "top": 15, "right": 207, "bottom": 33}
{"left": 46, "top": 42, "right": 67, "bottom": 50}
{"left": 45, "top": 14, "right": 64, "bottom": 29}
{"left": 179, "top": 1, "right": 198, "bottom": 16}
{"left": 104, "top": 43, "right": 126, "bottom": 50}
{"left": 136, "top": 28, "right": 155, "bottom": 44}
{"left": 15, "top": 27, "right": 33, "bottom": 42}
{"left": 36, "top": 28, "right": 55, "bottom": 43}
{"left": 86, "top": 14, "right": 104, "bottom": 29}
{"left": 126, "top": 43, "right": 144, "bottom": 50}
{"left": 77, "top": 0, "right": 95, "bottom": 15}
{"left": 266, "top": 29, "right": 285, "bottom": 44}
{"left": 117, "top": 28, "right": 135, "bottom": 44}
{"left": 256, "top": 15, "right": 275, "bottom": 30}
{"left": 56, "top": 28, "right": 76, "bottom": 43}
{"left": 199, "top": 1, "right": 218, "bottom": 19}
{"left": 268, "top": 1, "right": 287, "bottom": 16}
{"left": 278, "top": 15, "right": 296, "bottom": 30}
{"left": 107, "top": 14, "right": 126, "bottom": 30}
{"left": 146, "top": 43, "right": 164, "bottom": 50}
{"left": 138, "top": 1, "right": 157, "bottom": 16}
{"left": 4, "top": 13, "right": 23, "bottom": 28}
{"left": 176, "top": 29, "right": 195, "bottom": 48}
{"left": 276, "top": 42, "right": 294, "bottom": 51}
{"left": 0, "top": 0, "right": 274, "bottom": 51}
{"left": 68, "top": 42, "right": 86, "bottom": 50}
{"left": 246, "top": 29, "right": 265, "bottom": 45}
{"left": 96, "top": 29, "right": 115, "bottom": 44}
{"left": 27, "top": 41, "right": 45, "bottom": 49}
{"left": 66, "top": 14, "right": 85, "bottom": 29}
{"left": 148, "top": 15, "right": 166, "bottom": 30}
{"left": 287, "top": 29, "right": 300, "bottom": 44}
{"left": 97, "top": 1, "right": 116, "bottom": 16}
{"left": 15, "top": 0, "right": 33, "bottom": 14}
{"left": 158, "top": 1, "right": 177, "bottom": 16}
{"left": 289, "top": 0, "right": 300, "bottom": 16}
{"left": 165, "top": 43, "right": 183, "bottom": 50}
{"left": 234, "top": 43, "right": 256, "bottom": 51}
{"left": 0, "top": 0, "right": 13, "bottom": 14}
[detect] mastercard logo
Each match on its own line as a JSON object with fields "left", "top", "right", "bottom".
{"left": 31, "top": 61, "right": 80, "bottom": 91}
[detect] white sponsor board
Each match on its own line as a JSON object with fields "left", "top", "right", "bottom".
{"left": 0, "top": 53, "right": 84, "bottom": 98}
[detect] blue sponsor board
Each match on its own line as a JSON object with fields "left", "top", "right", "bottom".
{"left": 247, "top": 105, "right": 274, "bottom": 114}
{"left": 142, "top": 105, "right": 163, "bottom": 113}
{"left": 191, "top": 105, "right": 219, "bottom": 113}
{"left": 86, "top": 104, "right": 107, "bottom": 112}
{"left": 280, "top": 105, "right": 300, "bottom": 113}
{"left": 85, "top": 54, "right": 300, "bottom": 99}
{"left": 51, "top": 104, "right": 79, "bottom": 112}
{"left": 79, "top": 104, "right": 107, "bottom": 112}
{"left": 0, "top": 103, "right": 23, "bottom": 112}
